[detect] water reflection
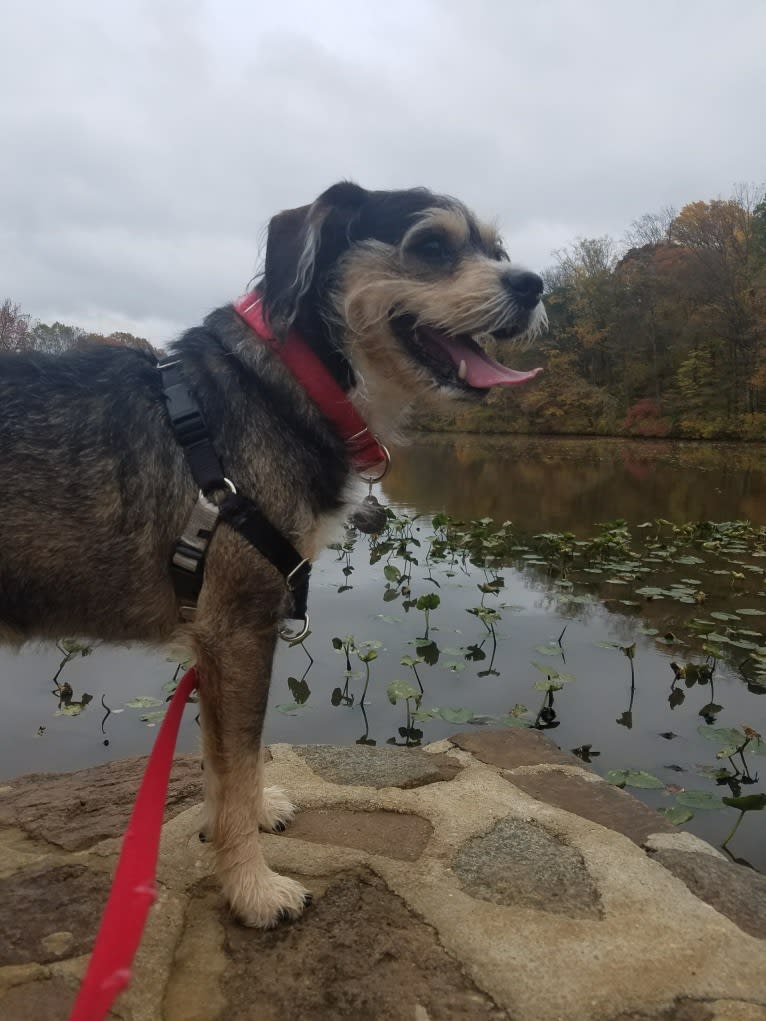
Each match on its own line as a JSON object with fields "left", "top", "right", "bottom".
{"left": 384, "top": 436, "right": 766, "bottom": 531}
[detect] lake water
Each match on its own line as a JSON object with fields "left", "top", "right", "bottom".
{"left": 2, "top": 435, "right": 764, "bottom": 870}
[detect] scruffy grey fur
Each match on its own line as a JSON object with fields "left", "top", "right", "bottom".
{"left": 0, "top": 181, "right": 545, "bottom": 927}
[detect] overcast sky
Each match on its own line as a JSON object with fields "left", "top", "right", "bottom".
{"left": 2, "top": 0, "right": 764, "bottom": 342}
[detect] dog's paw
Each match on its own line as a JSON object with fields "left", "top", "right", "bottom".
{"left": 259, "top": 785, "right": 296, "bottom": 833}
{"left": 226, "top": 868, "right": 312, "bottom": 929}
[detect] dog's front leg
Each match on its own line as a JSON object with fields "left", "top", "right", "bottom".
{"left": 193, "top": 621, "right": 310, "bottom": 928}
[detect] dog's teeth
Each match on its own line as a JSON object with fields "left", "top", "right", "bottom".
{"left": 458, "top": 359, "right": 467, "bottom": 381}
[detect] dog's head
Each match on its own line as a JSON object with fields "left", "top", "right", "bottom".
{"left": 259, "top": 181, "right": 546, "bottom": 414}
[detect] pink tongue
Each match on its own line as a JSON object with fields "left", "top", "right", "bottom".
{"left": 427, "top": 331, "right": 543, "bottom": 389}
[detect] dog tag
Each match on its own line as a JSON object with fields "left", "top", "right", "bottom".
{"left": 350, "top": 494, "right": 388, "bottom": 534}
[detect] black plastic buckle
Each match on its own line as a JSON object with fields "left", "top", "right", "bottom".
{"left": 164, "top": 384, "right": 210, "bottom": 448}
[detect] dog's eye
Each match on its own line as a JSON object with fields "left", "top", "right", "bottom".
{"left": 412, "top": 235, "right": 451, "bottom": 260}
{"left": 494, "top": 245, "right": 510, "bottom": 262}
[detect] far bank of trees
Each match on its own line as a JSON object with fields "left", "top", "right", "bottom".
{"left": 0, "top": 300, "right": 157, "bottom": 357}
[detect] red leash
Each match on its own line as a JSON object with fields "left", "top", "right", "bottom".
{"left": 68, "top": 666, "right": 199, "bottom": 1021}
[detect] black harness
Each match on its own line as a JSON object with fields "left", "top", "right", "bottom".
{"left": 158, "top": 359, "right": 311, "bottom": 634}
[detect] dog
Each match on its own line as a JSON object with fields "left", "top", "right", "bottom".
{"left": 0, "top": 181, "right": 546, "bottom": 927}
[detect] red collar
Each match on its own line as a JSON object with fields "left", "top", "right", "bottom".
{"left": 234, "top": 294, "right": 389, "bottom": 478}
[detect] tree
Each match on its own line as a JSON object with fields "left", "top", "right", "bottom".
{"left": 29, "top": 321, "right": 84, "bottom": 355}
{"left": 671, "top": 190, "right": 764, "bottom": 414}
{"left": 0, "top": 299, "right": 31, "bottom": 352}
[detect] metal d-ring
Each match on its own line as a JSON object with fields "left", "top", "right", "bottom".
{"left": 205, "top": 477, "right": 237, "bottom": 506}
{"left": 360, "top": 444, "right": 391, "bottom": 485}
{"left": 279, "top": 614, "right": 311, "bottom": 643}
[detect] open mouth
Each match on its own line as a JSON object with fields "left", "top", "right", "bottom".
{"left": 392, "top": 315, "right": 543, "bottom": 393}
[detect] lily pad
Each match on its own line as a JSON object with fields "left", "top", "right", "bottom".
{"left": 657, "top": 806, "right": 694, "bottom": 825}
{"left": 436, "top": 706, "right": 474, "bottom": 724}
{"left": 605, "top": 769, "right": 664, "bottom": 789}
{"left": 697, "top": 725, "right": 746, "bottom": 747}
{"left": 387, "top": 680, "right": 420, "bottom": 704}
{"left": 535, "top": 643, "right": 562, "bottom": 656}
{"left": 125, "top": 696, "right": 164, "bottom": 709}
{"left": 674, "top": 790, "right": 722, "bottom": 811}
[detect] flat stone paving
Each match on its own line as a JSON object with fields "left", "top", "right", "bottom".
{"left": 1, "top": 730, "right": 765, "bottom": 1021}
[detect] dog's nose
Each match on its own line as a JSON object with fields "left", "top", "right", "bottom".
{"left": 505, "top": 270, "right": 544, "bottom": 309}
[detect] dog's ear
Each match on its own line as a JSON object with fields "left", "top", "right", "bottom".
{"left": 262, "top": 182, "right": 368, "bottom": 339}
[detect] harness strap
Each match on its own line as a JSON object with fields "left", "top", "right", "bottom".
{"left": 158, "top": 359, "right": 310, "bottom": 624}
{"left": 218, "top": 492, "right": 311, "bottom": 619}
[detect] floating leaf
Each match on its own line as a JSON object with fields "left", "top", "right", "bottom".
{"left": 410, "top": 708, "right": 436, "bottom": 722}
{"left": 675, "top": 790, "right": 722, "bottom": 811}
{"left": 697, "top": 725, "right": 745, "bottom": 747}
{"left": 55, "top": 705, "right": 85, "bottom": 717}
{"left": 140, "top": 711, "right": 166, "bottom": 726}
{"left": 531, "top": 662, "right": 574, "bottom": 682}
{"left": 387, "top": 680, "right": 419, "bottom": 705}
{"left": 623, "top": 769, "right": 664, "bottom": 789}
{"left": 497, "top": 714, "right": 532, "bottom": 728}
{"left": 535, "top": 643, "right": 561, "bottom": 656}
{"left": 125, "top": 696, "right": 164, "bottom": 709}
{"left": 534, "top": 680, "right": 564, "bottom": 692}
{"left": 274, "top": 702, "right": 310, "bottom": 715}
{"left": 605, "top": 769, "right": 629, "bottom": 787}
{"left": 436, "top": 706, "right": 474, "bottom": 724}
{"left": 383, "top": 564, "right": 401, "bottom": 583}
{"left": 657, "top": 806, "right": 694, "bottom": 825}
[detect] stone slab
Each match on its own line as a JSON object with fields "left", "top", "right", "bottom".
{"left": 0, "top": 976, "right": 80, "bottom": 1021}
{"left": 282, "top": 808, "right": 433, "bottom": 861}
{"left": 650, "top": 849, "right": 766, "bottom": 940}
{"left": 292, "top": 744, "right": 462, "bottom": 789}
{"left": 509, "top": 768, "right": 675, "bottom": 844}
{"left": 453, "top": 816, "right": 602, "bottom": 918}
{"left": 0, "top": 754, "right": 203, "bottom": 851}
{"left": 450, "top": 728, "right": 584, "bottom": 770}
{"left": 0, "top": 863, "right": 109, "bottom": 966}
{"left": 214, "top": 870, "right": 508, "bottom": 1021}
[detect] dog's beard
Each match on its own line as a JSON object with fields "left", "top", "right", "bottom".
{"left": 336, "top": 249, "right": 546, "bottom": 398}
